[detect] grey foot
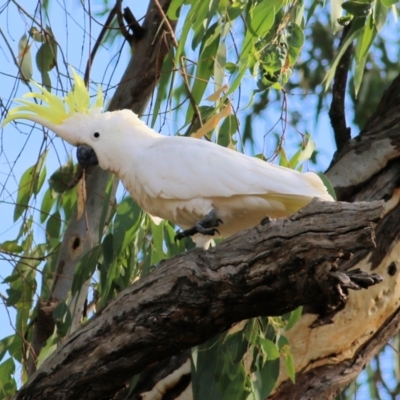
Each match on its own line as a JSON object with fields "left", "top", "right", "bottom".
{"left": 175, "top": 209, "right": 222, "bottom": 241}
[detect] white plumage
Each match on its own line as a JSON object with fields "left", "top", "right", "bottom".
{"left": 3, "top": 90, "right": 334, "bottom": 247}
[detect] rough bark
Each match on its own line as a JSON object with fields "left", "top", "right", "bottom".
{"left": 12, "top": 200, "right": 383, "bottom": 400}
{"left": 27, "top": 0, "right": 175, "bottom": 375}
{"left": 327, "top": 74, "right": 400, "bottom": 201}
{"left": 269, "top": 73, "right": 400, "bottom": 399}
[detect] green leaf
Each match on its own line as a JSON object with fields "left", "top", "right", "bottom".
{"left": 35, "top": 27, "right": 57, "bottom": 73}
{"left": 192, "top": 334, "right": 225, "bottom": 400}
{"left": 0, "top": 240, "right": 23, "bottom": 253}
{"left": 53, "top": 301, "right": 72, "bottom": 337}
{"left": 167, "top": 0, "right": 185, "bottom": 19}
{"left": 342, "top": 1, "right": 373, "bottom": 17}
{"left": 187, "top": 23, "right": 221, "bottom": 123}
{"left": 218, "top": 114, "right": 238, "bottom": 147}
{"left": 71, "top": 246, "right": 102, "bottom": 295}
{"left": 151, "top": 51, "right": 175, "bottom": 128}
{"left": 374, "top": 0, "right": 389, "bottom": 32}
{"left": 287, "top": 22, "right": 304, "bottom": 66}
{"left": 225, "top": 62, "right": 237, "bottom": 73}
{"left": 323, "top": 17, "right": 366, "bottom": 91}
{"left": 18, "top": 33, "right": 33, "bottom": 82}
{"left": 355, "top": 14, "right": 376, "bottom": 61}
{"left": 259, "top": 337, "right": 280, "bottom": 360}
{"left": 284, "top": 306, "right": 303, "bottom": 331}
{"left": 41, "top": 70, "right": 52, "bottom": 92}
{"left": 253, "top": 358, "right": 280, "bottom": 398}
{"left": 40, "top": 188, "right": 56, "bottom": 223}
{"left": 46, "top": 211, "right": 61, "bottom": 240}
{"left": 226, "top": 2, "right": 246, "bottom": 21}
{"left": 0, "top": 336, "right": 14, "bottom": 363}
{"left": 354, "top": 52, "right": 368, "bottom": 97}
{"left": 0, "top": 358, "right": 17, "bottom": 397}
{"left": 248, "top": 2, "right": 275, "bottom": 37}
{"left": 190, "top": 2, "right": 210, "bottom": 50}
{"left": 48, "top": 160, "right": 75, "bottom": 193}
{"left": 284, "top": 352, "right": 296, "bottom": 383}
{"left": 317, "top": 173, "right": 337, "bottom": 200}
{"left": 331, "top": 0, "right": 344, "bottom": 32}
{"left": 214, "top": 40, "right": 227, "bottom": 90}
{"left": 37, "top": 333, "right": 59, "bottom": 369}
{"left": 14, "top": 151, "right": 48, "bottom": 222}
{"left": 113, "top": 197, "right": 142, "bottom": 255}
{"left": 380, "top": 0, "right": 398, "bottom": 6}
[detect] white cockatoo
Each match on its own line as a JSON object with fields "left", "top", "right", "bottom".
{"left": 2, "top": 71, "right": 334, "bottom": 247}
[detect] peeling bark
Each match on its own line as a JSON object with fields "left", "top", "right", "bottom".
{"left": 12, "top": 201, "right": 383, "bottom": 400}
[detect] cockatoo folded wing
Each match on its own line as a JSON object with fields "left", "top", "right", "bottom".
{"left": 135, "top": 135, "right": 333, "bottom": 202}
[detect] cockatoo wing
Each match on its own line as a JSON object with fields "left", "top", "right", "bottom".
{"left": 135, "top": 136, "right": 332, "bottom": 201}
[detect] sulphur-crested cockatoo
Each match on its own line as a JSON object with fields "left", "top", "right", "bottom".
{"left": 2, "top": 71, "right": 334, "bottom": 247}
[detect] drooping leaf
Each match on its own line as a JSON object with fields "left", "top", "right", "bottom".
{"left": 323, "top": 17, "right": 366, "bottom": 91}
{"left": 71, "top": 246, "right": 102, "bottom": 295}
{"left": 14, "top": 151, "right": 48, "bottom": 222}
{"left": 45, "top": 211, "right": 61, "bottom": 240}
{"left": 48, "top": 160, "right": 76, "bottom": 194}
{"left": 18, "top": 33, "right": 32, "bottom": 82}
{"left": 0, "top": 358, "right": 17, "bottom": 397}
{"left": 53, "top": 301, "right": 72, "bottom": 337}
{"left": 284, "top": 306, "right": 303, "bottom": 331}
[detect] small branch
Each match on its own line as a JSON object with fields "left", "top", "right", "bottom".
{"left": 180, "top": 56, "right": 203, "bottom": 130}
{"left": 152, "top": 0, "right": 204, "bottom": 131}
{"left": 84, "top": 1, "right": 119, "bottom": 86}
{"left": 123, "top": 7, "right": 146, "bottom": 40}
{"left": 329, "top": 23, "right": 353, "bottom": 153}
{"left": 13, "top": 200, "right": 384, "bottom": 400}
{"left": 153, "top": 0, "right": 178, "bottom": 47}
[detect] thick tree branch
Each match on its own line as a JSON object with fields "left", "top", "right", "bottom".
{"left": 13, "top": 200, "right": 383, "bottom": 400}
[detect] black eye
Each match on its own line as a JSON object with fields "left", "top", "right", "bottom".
{"left": 93, "top": 132, "right": 100, "bottom": 139}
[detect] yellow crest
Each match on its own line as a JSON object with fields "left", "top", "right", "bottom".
{"left": 2, "top": 68, "right": 103, "bottom": 127}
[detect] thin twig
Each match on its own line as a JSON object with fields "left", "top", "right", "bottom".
{"left": 153, "top": 1, "right": 203, "bottom": 131}
{"left": 329, "top": 23, "right": 353, "bottom": 153}
{"left": 180, "top": 56, "right": 203, "bottom": 129}
{"left": 84, "top": 1, "right": 119, "bottom": 86}
{"left": 153, "top": 0, "right": 178, "bottom": 47}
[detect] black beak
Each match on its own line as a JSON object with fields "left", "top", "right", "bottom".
{"left": 77, "top": 145, "right": 99, "bottom": 169}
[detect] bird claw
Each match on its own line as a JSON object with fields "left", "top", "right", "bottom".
{"left": 175, "top": 209, "right": 222, "bottom": 241}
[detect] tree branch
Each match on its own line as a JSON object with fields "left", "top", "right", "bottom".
{"left": 327, "top": 71, "right": 400, "bottom": 200}
{"left": 329, "top": 23, "right": 352, "bottom": 152}
{"left": 13, "top": 200, "right": 383, "bottom": 400}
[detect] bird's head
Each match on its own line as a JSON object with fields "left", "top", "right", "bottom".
{"left": 1, "top": 70, "right": 141, "bottom": 170}
{"left": 2, "top": 69, "right": 105, "bottom": 143}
